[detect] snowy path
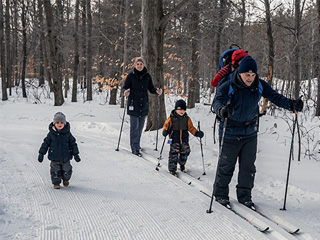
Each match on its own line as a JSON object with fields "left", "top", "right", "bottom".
{"left": 0, "top": 102, "right": 319, "bottom": 239}
{"left": 0, "top": 123, "right": 260, "bottom": 240}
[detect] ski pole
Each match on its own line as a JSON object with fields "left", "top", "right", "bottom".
{"left": 115, "top": 98, "right": 127, "bottom": 151}
{"left": 280, "top": 111, "right": 298, "bottom": 211}
{"left": 155, "top": 95, "right": 160, "bottom": 151}
{"left": 198, "top": 121, "right": 206, "bottom": 175}
{"left": 156, "top": 135, "right": 167, "bottom": 171}
{"left": 207, "top": 118, "right": 228, "bottom": 213}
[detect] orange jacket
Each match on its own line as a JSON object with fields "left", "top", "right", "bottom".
{"left": 163, "top": 110, "right": 197, "bottom": 144}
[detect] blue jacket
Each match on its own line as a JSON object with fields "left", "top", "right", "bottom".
{"left": 213, "top": 70, "right": 292, "bottom": 140}
{"left": 123, "top": 67, "right": 157, "bottom": 117}
{"left": 39, "top": 122, "right": 79, "bottom": 162}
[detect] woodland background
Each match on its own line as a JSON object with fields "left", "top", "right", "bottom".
{"left": 0, "top": 0, "right": 319, "bottom": 130}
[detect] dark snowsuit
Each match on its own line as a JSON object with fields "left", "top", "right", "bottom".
{"left": 39, "top": 122, "right": 79, "bottom": 185}
{"left": 163, "top": 110, "right": 197, "bottom": 172}
{"left": 123, "top": 67, "right": 158, "bottom": 153}
{"left": 212, "top": 70, "right": 292, "bottom": 203}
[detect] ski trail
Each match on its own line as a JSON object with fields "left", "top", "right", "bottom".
{"left": 0, "top": 122, "right": 261, "bottom": 239}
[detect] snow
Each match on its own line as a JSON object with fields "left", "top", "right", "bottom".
{"left": 0, "top": 91, "right": 319, "bottom": 240}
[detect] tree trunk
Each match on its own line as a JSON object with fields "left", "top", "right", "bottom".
{"left": 97, "top": 0, "right": 103, "bottom": 93}
{"left": 21, "top": 1, "right": 27, "bottom": 98}
{"left": 13, "top": 0, "right": 18, "bottom": 87}
{"left": 72, "top": 0, "right": 80, "bottom": 102}
{"left": 293, "top": 0, "right": 301, "bottom": 99}
{"left": 187, "top": 1, "right": 200, "bottom": 108}
{"left": 260, "top": 0, "right": 275, "bottom": 115}
{"left": 142, "top": 0, "right": 190, "bottom": 131}
{"left": 86, "top": 0, "right": 93, "bottom": 101}
{"left": 56, "top": 0, "right": 66, "bottom": 98}
{"left": 120, "top": 0, "right": 129, "bottom": 108}
{"left": 109, "top": 70, "right": 118, "bottom": 105}
{"left": 214, "top": 0, "right": 227, "bottom": 70}
{"left": 240, "top": 0, "right": 245, "bottom": 47}
{"left": 316, "top": 0, "right": 320, "bottom": 116}
{"left": 0, "top": 0, "right": 7, "bottom": 101}
{"left": 38, "top": 0, "right": 45, "bottom": 86}
{"left": 81, "top": 0, "right": 86, "bottom": 89}
{"left": 43, "top": 0, "right": 64, "bottom": 106}
{"left": 5, "top": 0, "right": 12, "bottom": 95}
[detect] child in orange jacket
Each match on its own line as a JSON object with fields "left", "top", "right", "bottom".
{"left": 162, "top": 99, "right": 204, "bottom": 176}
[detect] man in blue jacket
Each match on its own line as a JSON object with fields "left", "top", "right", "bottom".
{"left": 212, "top": 56, "right": 303, "bottom": 208}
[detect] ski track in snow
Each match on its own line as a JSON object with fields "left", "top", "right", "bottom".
{"left": 0, "top": 123, "right": 258, "bottom": 240}
{"left": 0, "top": 102, "right": 319, "bottom": 240}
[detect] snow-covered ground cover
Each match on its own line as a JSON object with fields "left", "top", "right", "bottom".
{"left": 0, "top": 89, "right": 319, "bottom": 239}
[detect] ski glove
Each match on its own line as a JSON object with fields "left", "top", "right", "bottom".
{"left": 38, "top": 153, "right": 44, "bottom": 163}
{"left": 162, "top": 130, "right": 169, "bottom": 137}
{"left": 290, "top": 98, "right": 303, "bottom": 112}
{"left": 74, "top": 154, "right": 81, "bottom": 162}
{"left": 219, "top": 104, "right": 234, "bottom": 119}
{"left": 195, "top": 131, "right": 204, "bottom": 138}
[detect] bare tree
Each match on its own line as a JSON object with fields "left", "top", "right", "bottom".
{"left": 81, "top": 0, "right": 86, "bottom": 89}
{"left": 38, "top": 0, "right": 45, "bottom": 86}
{"left": 120, "top": 0, "right": 130, "bottom": 108}
{"left": 43, "top": 0, "right": 64, "bottom": 106}
{"left": 293, "top": 0, "right": 303, "bottom": 99}
{"left": 21, "top": 1, "right": 27, "bottom": 98}
{"left": 86, "top": 0, "right": 93, "bottom": 101}
{"left": 187, "top": 1, "right": 200, "bottom": 108}
{"left": 0, "top": 0, "right": 7, "bottom": 101}
{"left": 260, "top": 0, "right": 275, "bottom": 115}
{"left": 72, "top": 0, "right": 80, "bottom": 102}
{"left": 5, "top": 0, "right": 12, "bottom": 96}
{"left": 141, "top": 0, "right": 191, "bottom": 131}
{"left": 316, "top": 0, "right": 320, "bottom": 116}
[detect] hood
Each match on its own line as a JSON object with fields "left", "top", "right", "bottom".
{"left": 133, "top": 67, "right": 148, "bottom": 79}
{"left": 49, "top": 122, "right": 71, "bottom": 135}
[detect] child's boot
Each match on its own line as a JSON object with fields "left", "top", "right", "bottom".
{"left": 53, "top": 185, "right": 60, "bottom": 189}
{"left": 180, "top": 165, "right": 186, "bottom": 172}
{"left": 170, "top": 171, "right": 178, "bottom": 177}
{"left": 63, "top": 181, "right": 69, "bottom": 187}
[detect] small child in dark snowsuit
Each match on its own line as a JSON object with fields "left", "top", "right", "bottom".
{"left": 211, "top": 49, "right": 249, "bottom": 87}
{"left": 162, "top": 100, "right": 204, "bottom": 176}
{"left": 38, "top": 112, "right": 81, "bottom": 189}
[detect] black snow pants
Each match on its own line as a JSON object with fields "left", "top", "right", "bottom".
{"left": 168, "top": 142, "right": 191, "bottom": 172}
{"left": 213, "top": 135, "right": 257, "bottom": 203}
{"left": 50, "top": 161, "right": 73, "bottom": 185}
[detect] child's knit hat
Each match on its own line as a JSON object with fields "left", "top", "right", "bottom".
{"left": 53, "top": 112, "right": 66, "bottom": 124}
{"left": 175, "top": 99, "right": 187, "bottom": 110}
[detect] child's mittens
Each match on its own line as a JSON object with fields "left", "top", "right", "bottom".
{"left": 38, "top": 153, "right": 44, "bottom": 163}
{"left": 162, "top": 130, "right": 169, "bottom": 137}
{"left": 195, "top": 131, "right": 204, "bottom": 138}
{"left": 74, "top": 154, "right": 81, "bottom": 162}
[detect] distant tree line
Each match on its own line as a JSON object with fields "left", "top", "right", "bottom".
{"left": 0, "top": 0, "right": 319, "bottom": 123}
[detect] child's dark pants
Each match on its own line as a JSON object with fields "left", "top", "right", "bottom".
{"left": 50, "top": 161, "right": 73, "bottom": 185}
{"left": 168, "top": 142, "right": 191, "bottom": 172}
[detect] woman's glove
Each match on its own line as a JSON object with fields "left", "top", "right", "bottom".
{"left": 156, "top": 88, "right": 162, "bottom": 95}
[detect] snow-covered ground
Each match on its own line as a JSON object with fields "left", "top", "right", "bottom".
{"left": 0, "top": 91, "right": 319, "bottom": 240}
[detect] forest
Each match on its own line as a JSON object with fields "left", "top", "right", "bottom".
{"left": 0, "top": 0, "right": 319, "bottom": 129}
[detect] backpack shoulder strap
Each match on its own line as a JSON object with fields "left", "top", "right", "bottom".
{"left": 258, "top": 81, "right": 263, "bottom": 99}
{"left": 227, "top": 80, "right": 235, "bottom": 101}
